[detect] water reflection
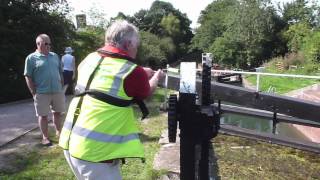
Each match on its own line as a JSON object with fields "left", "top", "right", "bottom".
{"left": 221, "top": 113, "right": 311, "bottom": 142}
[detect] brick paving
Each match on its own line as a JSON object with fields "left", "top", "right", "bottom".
{"left": 286, "top": 84, "right": 320, "bottom": 143}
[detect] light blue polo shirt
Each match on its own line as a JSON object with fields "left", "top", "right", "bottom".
{"left": 24, "top": 51, "right": 63, "bottom": 94}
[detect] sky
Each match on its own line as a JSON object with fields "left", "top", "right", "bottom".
{"left": 67, "top": 0, "right": 294, "bottom": 29}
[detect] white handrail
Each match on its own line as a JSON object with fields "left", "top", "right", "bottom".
{"left": 166, "top": 66, "right": 320, "bottom": 92}
{"left": 211, "top": 70, "right": 320, "bottom": 79}
{"left": 212, "top": 69, "right": 320, "bottom": 92}
{"left": 169, "top": 68, "right": 320, "bottom": 79}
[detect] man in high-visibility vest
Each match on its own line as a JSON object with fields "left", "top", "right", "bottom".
{"left": 59, "top": 20, "right": 164, "bottom": 180}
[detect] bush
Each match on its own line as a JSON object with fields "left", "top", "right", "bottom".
{"left": 264, "top": 53, "right": 304, "bottom": 72}
{"left": 264, "top": 52, "right": 320, "bottom": 75}
{"left": 137, "top": 31, "right": 176, "bottom": 68}
{"left": 283, "top": 52, "right": 306, "bottom": 69}
{"left": 301, "top": 62, "right": 320, "bottom": 75}
{"left": 72, "top": 27, "right": 104, "bottom": 65}
{"left": 283, "top": 22, "right": 311, "bottom": 53}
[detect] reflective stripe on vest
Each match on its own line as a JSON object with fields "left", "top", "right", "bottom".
{"left": 75, "top": 60, "right": 135, "bottom": 100}
{"left": 59, "top": 96, "right": 81, "bottom": 149}
{"left": 63, "top": 121, "right": 139, "bottom": 143}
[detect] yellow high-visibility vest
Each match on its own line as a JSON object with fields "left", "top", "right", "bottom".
{"left": 59, "top": 52, "right": 144, "bottom": 162}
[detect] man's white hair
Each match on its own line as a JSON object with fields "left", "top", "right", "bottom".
{"left": 105, "top": 20, "right": 139, "bottom": 50}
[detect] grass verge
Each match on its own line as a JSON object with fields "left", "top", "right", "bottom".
{"left": 246, "top": 75, "right": 318, "bottom": 94}
{"left": 245, "top": 66, "right": 320, "bottom": 94}
{"left": 212, "top": 134, "right": 320, "bottom": 179}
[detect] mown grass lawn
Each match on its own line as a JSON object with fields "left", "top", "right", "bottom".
{"left": 245, "top": 67, "right": 320, "bottom": 94}
{"left": 246, "top": 75, "right": 319, "bottom": 94}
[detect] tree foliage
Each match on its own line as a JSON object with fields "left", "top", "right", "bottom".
{"left": 226, "top": 0, "right": 280, "bottom": 67}
{"left": 136, "top": 31, "right": 175, "bottom": 68}
{"left": 86, "top": 5, "right": 109, "bottom": 29}
{"left": 130, "top": 1, "right": 193, "bottom": 59}
{"left": 283, "top": 22, "right": 312, "bottom": 53}
{"left": 281, "top": 0, "right": 318, "bottom": 26}
{"left": 160, "top": 13, "right": 180, "bottom": 41}
{"left": 191, "top": 0, "right": 237, "bottom": 52}
{"left": 211, "top": 34, "right": 244, "bottom": 68}
{"left": 108, "top": 1, "right": 193, "bottom": 65}
{"left": 72, "top": 27, "right": 105, "bottom": 64}
{"left": 279, "top": 0, "right": 320, "bottom": 64}
{"left": 302, "top": 30, "right": 320, "bottom": 63}
{"left": 193, "top": 0, "right": 283, "bottom": 68}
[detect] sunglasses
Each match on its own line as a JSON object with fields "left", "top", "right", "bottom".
{"left": 37, "top": 42, "right": 51, "bottom": 46}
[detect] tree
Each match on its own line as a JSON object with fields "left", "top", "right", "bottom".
{"left": 192, "top": 0, "right": 282, "bottom": 69}
{"left": 191, "top": 0, "right": 237, "bottom": 52}
{"left": 281, "top": 0, "right": 317, "bottom": 26}
{"left": 72, "top": 27, "right": 104, "bottom": 64}
{"left": 136, "top": 31, "right": 175, "bottom": 68}
{"left": 130, "top": 9, "right": 149, "bottom": 30}
{"left": 86, "top": 5, "right": 109, "bottom": 28}
{"left": 227, "top": 0, "right": 280, "bottom": 68}
{"left": 302, "top": 30, "right": 320, "bottom": 63}
{"left": 283, "top": 22, "right": 312, "bottom": 53}
{"left": 211, "top": 34, "right": 245, "bottom": 68}
{"left": 130, "top": 1, "right": 193, "bottom": 59}
{"left": 161, "top": 13, "right": 180, "bottom": 40}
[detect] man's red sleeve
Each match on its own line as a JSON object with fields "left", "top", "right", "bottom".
{"left": 124, "top": 66, "right": 151, "bottom": 100}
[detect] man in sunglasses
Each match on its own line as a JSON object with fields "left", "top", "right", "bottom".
{"left": 24, "top": 34, "right": 65, "bottom": 146}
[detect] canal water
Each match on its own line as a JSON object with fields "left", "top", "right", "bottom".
{"left": 221, "top": 113, "right": 311, "bottom": 142}
{"left": 217, "top": 78, "right": 313, "bottom": 143}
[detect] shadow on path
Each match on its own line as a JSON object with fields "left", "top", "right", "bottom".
{"left": 0, "top": 95, "right": 73, "bottom": 148}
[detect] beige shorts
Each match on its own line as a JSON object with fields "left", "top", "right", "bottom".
{"left": 34, "top": 93, "right": 65, "bottom": 116}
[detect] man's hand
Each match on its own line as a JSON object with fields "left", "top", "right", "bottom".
{"left": 153, "top": 69, "right": 165, "bottom": 81}
{"left": 148, "top": 69, "right": 165, "bottom": 96}
{"left": 31, "top": 91, "right": 36, "bottom": 97}
{"left": 25, "top": 76, "right": 36, "bottom": 97}
{"left": 143, "top": 67, "right": 155, "bottom": 79}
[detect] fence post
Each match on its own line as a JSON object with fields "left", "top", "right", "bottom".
{"left": 272, "top": 112, "right": 278, "bottom": 134}
{"left": 256, "top": 74, "right": 260, "bottom": 92}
